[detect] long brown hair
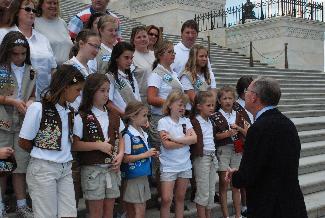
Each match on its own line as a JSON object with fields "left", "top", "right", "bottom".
{"left": 42, "top": 64, "right": 85, "bottom": 104}
{"left": 184, "top": 44, "right": 210, "bottom": 85}
{"left": 79, "top": 73, "right": 110, "bottom": 113}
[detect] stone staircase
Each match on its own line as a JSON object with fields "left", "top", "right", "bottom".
{"left": 30, "top": 1, "right": 325, "bottom": 217}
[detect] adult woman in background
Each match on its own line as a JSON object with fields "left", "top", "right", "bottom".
{"left": 34, "top": 0, "right": 73, "bottom": 65}
{"left": 146, "top": 24, "right": 162, "bottom": 51}
{"left": 131, "top": 26, "right": 155, "bottom": 103}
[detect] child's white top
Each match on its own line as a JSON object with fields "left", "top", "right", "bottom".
{"left": 180, "top": 71, "right": 217, "bottom": 91}
{"left": 219, "top": 108, "right": 236, "bottom": 127}
{"left": 236, "top": 98, "right": 254, "bottom": 124}
{"left": 74, "top": 106, "right": 125, "bottom": 140}
{"left": 124, "top": 125, "right": 150, "bottom": 155}
{"left": 108, "top": 69, "right": 141, "bottom": 112}
{"left": 157, "top": 116, "right": 192, "bottom": 172}
{"left": 11, "top": 63, "right": 25, "bottom": 100}
{"left": 67, "top": 56, "right": 95, "bottom": 112}
{"left": 19, "top": 102, "right": 73, "bottom": 163}
{"left": 196, "top": 115, "right": 215, "bottom": 151}
{"left": 147, "top": 64, "right": 183, "bottom": 115}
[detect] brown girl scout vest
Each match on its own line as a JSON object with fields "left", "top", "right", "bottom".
{"left": 190, "top": 116, "right": 216, "bottom": 157}
{"left": 19, "top": 102, "right": 74, "bottom": 152}
{"left": 78, "top": 108, "right": 120, "bottom": 165}
{"left": 210, "top": 111, "right": 245, "bottom": 147}
{"left": 0, "top": 64, "right": 36, "bottom": 132}
{"left": 233, "top": 102, "right": 252, "bottom": 125}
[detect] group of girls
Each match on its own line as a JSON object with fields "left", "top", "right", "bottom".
{"left": 0, "top": 16, "right": 252, "bottom": 218}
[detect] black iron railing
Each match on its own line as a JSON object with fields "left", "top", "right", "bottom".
{"left": 194, "top": 0, "right": 324, "bottom": 32}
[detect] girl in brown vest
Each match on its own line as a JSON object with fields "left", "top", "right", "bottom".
{"left": 73, "top": 73, "right": 125, "bottom": 218}
{"left": 210, "top": 86, "right": 248, "bottom": 218}
{"left": 190, "top": 91, "right": 217, "bottom": 218}
{"left": 0, "top": 31, "right": 36, "bottom": 217}
{"left": 19, "top": 64, "right": 85, "bottom": 218}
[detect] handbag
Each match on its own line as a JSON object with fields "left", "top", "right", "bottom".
{"left": 0, "top": 154, "right": 17, "bottom": 176}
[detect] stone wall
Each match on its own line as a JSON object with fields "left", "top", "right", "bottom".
{"left": 224, "top": 17, "right": 325, "bottom": 71}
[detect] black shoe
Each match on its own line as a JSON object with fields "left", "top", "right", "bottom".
{"left": 214, "top": 193, "right": 220, "bottom": 203}
{"left": 241, "top": 209, "right": 248, "bottom": 217}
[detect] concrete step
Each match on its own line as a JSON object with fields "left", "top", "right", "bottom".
{"left": 299, "top": 153, "right": 325, "bottom": 175}
{"left": 214, "top": 71, "right": 325, "bottom": 80}
{"left": 292, "top": 116, "right": 325, "bottom": 132}
{"left": 278, "top": 103, "right": 325, "bottom": 112}
{"left": 301, "top": 141, "right": 325, "bottom": 158}
{"left": 281, "top": 93, "right": 325, "bottom": 99}
{"left": 304, "top": 190, "right": 325, "bottom": 218}
{"left": 298, "top": 129, "right": 325, "bottom": 144}
{"left": 300, "top": 171, "right": 325, "bottom": 195}
{"left": 216, "top": 77, "right": 325, "bottom": 85}
{"left": 280, "top": 98, "right": 325, "bottom": 105}
{"left": 284, "top": 110, "right": 325, "bottom": 118}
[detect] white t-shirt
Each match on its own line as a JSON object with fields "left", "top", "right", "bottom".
{"left": 34, "top": 17, "right": 73, "bottom": 65}
{"left": 108, "top": 70, "right": 141, "bottom": 112}
{"left": 124, "top": 125, "right": 150, "bottom": 155}
{"left": 133, "top": 50, "right": 155, "bottom": 100}
{"left": 11, "top": 63, "right": 24, "bottom": 100}
{"left": 172, "top": 41, "right": 214, "bottom": 77}
{"left": 147, "top": 64, "right": 183, "bottom": 115}
{"left": 237, "top": 98, "right": 254, "bottom": 124}
{"left": 157, "top": 116, "right": 193, "bottom": 173}
{"left": 66, "top": 56, "right": 95, "bottom": 111}
{"left": 19, "top": 102, "right": 73, "bottom": 163}
{"left": 73, "top": 106, "right": 125, "bottom": 140}
{"left": 196, "top": 115, "right": 215, "bottom": 151}
{"left": 0, "top": 26, "right": 57, "bottom": 101}
{"left": 219, "top": 108, "right": 236, "bottom": 127}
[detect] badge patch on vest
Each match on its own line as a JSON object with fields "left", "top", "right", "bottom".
{"left": 115, "top": 79, "right": 127, "bottom": 90}
{"left": 0, "top": 68, "right": 14, "bottom": 96}
{"left": 102, "top": 55, "right": 111, "bottom": 62}
{"left": 132, "top": 136, "right": 140, "bottom": 144}
{"left": 194, "top": 79, "right": 204, "bottom": 90}
{"left": 163, "top": 74, "right": 173, "bottom": 82}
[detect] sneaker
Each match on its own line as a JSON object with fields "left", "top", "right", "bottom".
{"left": 241, "top": 209, "right": 248, "bottom": 217}
{"left": 16, "top": 206, "right": 33, "bottom": 218}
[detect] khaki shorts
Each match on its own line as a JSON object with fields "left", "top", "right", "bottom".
{"left": 81, "top": 165, "right": 121, "bottom": 200}
{"left": 160, "top": 169, "right": 192, "bottom": 182}
{"left": 123, "top": 176, "right": 151, "bottom": 203}
{"left": 193, "top": 155, "right": 218, "bottom": 209}
{"left": 26, "top": 157, "right": 77, "bottom": 218}
{"left": 216, "top": 144, "right": 242, "bottom": 171}
{"left": 0, "top": 130, "right": 30, "bottom": 173}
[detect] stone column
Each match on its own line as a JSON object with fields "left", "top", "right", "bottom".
{"left": 225, "top": 16, "right": 325, "bottom": 71}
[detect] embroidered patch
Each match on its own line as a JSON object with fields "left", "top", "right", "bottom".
{"left": 0, "top": 68, "right": 15, "bottom": 96}
{"left": 163, "top": 73, "right": 173, "bottom": 82}
{"left": 34, "top": 125, "right": 61, "bottom": 150}
{"left": 102, "top": 55, "right": 111, "bottom": 62}
{"left": 194, "top": 79, "right": 204, "bottom": 90}
{"left": 132, "top": 136, "right": 140, "bottom": 144}
{"left": 115, "top": 79, "right": 127, "bottom": 90}
{"left": 0, "top": 120, "right": 11, "bottom": 129}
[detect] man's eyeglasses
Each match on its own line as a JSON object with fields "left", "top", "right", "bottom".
{"left": 87, "top": 42, "right": 101, "bottom": 50}
{"left": 148, "top": 32, "right": 159, "bottom": 38}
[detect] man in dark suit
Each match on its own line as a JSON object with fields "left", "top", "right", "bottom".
{"left": 226, "top": 76, "right": 307, "bottom": 218}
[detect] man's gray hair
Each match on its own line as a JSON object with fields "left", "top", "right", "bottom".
{"left": 252, "top": 76, "right": 281, "bottom": 106}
